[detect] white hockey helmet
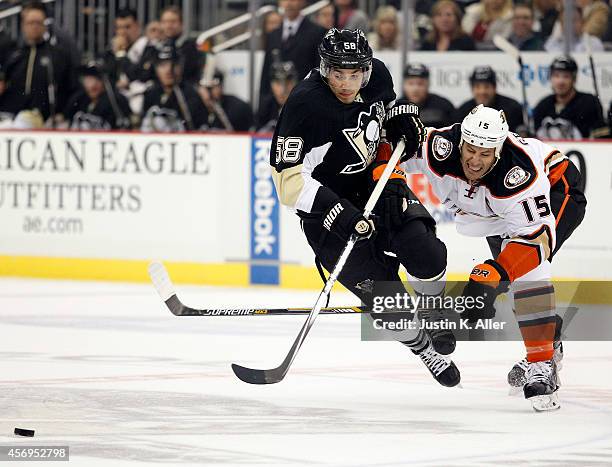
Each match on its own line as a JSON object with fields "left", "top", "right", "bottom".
{"left": 460, "top": 104, "right": 509, "bottom": 158}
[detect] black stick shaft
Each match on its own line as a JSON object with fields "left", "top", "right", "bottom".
{"left": 589, "top": 55, "right": 600, "bottom": 101}
{"left": 164, "top": 294, "right": 365, "bottom": 316}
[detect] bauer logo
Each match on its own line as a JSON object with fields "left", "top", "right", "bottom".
{"left": 250, "top": 138, "right": 280, "bottom": 285}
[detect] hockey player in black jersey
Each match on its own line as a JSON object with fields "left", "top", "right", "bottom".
{"left": 401, "top": 63, "right": 455, "bottom": 128}
{"left": 270, "top": 29, "right": 460, "bottom": 387}
{"left": 533, "top": 55, "right": 607, "bottom": 139}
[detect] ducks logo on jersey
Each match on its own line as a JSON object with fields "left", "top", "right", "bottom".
{"left": 432, "top": 135, "right": 453, "bottom": 161}
{"left": 341, "top": 102, "right": 385, "bottom": 174}
{"left": 504, "top": 166, "right": 531, "bottom": 189}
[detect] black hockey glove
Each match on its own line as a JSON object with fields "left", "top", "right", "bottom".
{"left": 461, "top": 260, "right": 510, "bottom": 323}
{"left": 322, "top": 199, "right": 375, "bottom": 242}
{"left": 384, "top": 99, "right": 426, "bottom": 161}
{"left": 371, "top": 141, "right": 410, "bottom": 230}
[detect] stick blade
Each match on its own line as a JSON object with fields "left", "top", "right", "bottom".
{"left": 231, "top": 363, "right": 285, "bottom": 385}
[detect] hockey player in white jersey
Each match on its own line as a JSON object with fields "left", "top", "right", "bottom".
{"left": 376, "top": 105, "right": 586, "bottom": 411}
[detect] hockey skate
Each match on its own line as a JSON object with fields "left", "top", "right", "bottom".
{"left": 508, "top": 340, "right": 563, "bottom": 389}
{"left": 417, "top": 306, "right": 456, "bottom": 355}
{"left": 523, "top": 359, "right": 560, "bottom": 411}
{"left": 412, "top": 341, "right": 461, "bottom": 387}
{"left": 508, "top": 315, "right": 564, "bottom": 389}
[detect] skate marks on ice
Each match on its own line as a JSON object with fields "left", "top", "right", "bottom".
{"left": 1, "top": 359, "right": 612, "bottom": 466}
{"left": 2, "top": 280, "right": 612, "bottom": 465}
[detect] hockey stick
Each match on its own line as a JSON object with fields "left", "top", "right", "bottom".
{"left": 231, "top": 139, "right": 406, "bottom": 384}
{"left": 148, "top": 261, "right": 365, "bottom": 316}
{"left": 584, "top": 35, "right": 601, "bottom": 102}
{"left": 492, "top": 35, "right": 533, "bottom": 135}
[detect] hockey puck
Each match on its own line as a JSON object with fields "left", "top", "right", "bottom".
{"left": 14, "top": 428, "right": 35, "bottom": 437}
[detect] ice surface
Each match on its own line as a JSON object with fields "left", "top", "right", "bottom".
{"left": 1, "top": 278, "right": 611, "bottom": 466}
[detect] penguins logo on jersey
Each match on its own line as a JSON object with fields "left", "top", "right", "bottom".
{"left": 341, "top": 102, "right": 385, "bottom": 174}
{"left": 504, "top": 166, "right": 531, "bottom": 189}
{"left": 432, "top": 135, "right": 453, "bottom": 161}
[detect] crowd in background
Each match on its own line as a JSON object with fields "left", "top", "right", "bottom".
{"left": 0, "top": 0, "right": 610, "bottom": 138}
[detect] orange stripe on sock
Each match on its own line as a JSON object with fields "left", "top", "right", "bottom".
{"left": 520, "top": 322, "right": 556, "bottom": 362}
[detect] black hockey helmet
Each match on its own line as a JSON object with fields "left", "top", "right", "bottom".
{"left": 271, "top": 60, "right": 298, "bottom": 82}
{"left": 156, "top": 43, "right": 178, "bottom": 63}
{"left": 469, "top": 65, "right": 497, "bottom": 86}
{"left": 550, "top": 55, "right": 578, "bottom": 77}
{"left": 319, "top": 28, "right": 373, "bottom": 87}
{"left": 404, "top": 63, "right": 429, "bottom": 79}
{"left": 79, "top": 60, "right": 105, "bottom": 78}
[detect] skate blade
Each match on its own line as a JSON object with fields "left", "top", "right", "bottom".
{"left": 529, "top": 393, "right": 561, "bottom": 412}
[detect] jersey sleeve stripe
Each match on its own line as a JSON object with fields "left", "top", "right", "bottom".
{"left": 555, "top": 175, "right": 571, "bottom": 228}
{"left": 547, "top": 159, "right": 569, "bottom": 187}
{"left": 296, "top": 142, "right": 332, "bottom": 213}
{"left": 272, "top": 142, "right": 332, "bottom": 213}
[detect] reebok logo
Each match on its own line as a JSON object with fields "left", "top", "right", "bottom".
{"left": 323, "top": 202, "right": 344, "bottom": 231}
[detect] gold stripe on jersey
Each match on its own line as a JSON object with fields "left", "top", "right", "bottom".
{"left": 271, "top": 165, "right": 304, "bottom": 208}
{"left": 544, "top": 150, "right": 567, "bottom": 172}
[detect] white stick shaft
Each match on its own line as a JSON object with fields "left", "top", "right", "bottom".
{"left": 363, "top": 139, "right": 405, "bottom": 218}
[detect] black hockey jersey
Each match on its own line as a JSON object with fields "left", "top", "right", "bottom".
{"left": 401, "top": 92, "right": 456, "bottom": 128}
{"left": 63, "top": 88, "right": 132, "bottom": 130}
{"left": 533, "top": 91, "right": 606, "bottom": 139}
{"left": 270, "top": 58, "right": 396, "bottom": 215}
{"left": 456, "top": 94, "right": 524, "bottom": 132}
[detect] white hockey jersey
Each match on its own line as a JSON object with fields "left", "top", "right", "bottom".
{"left": 402, "top": 123, "right": 564, "bottom": 282}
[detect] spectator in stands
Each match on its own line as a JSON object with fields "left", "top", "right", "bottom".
{"left": 420, "top": 0, "right": 476, "bottom": 51}
{"left": 315, "top": 3, "right": 335, "bottom": 30}
{"left": 545, "top": 5, "right": 604, "bottom": 52}
{"left": 334, "top": 0, "right": 369, "bottom": 32}
{"left": 160, "top": 5, "right": 205, "bottom": 84}
{"left": 263, "top": 10, "right": 283, "bottom": 35}
{"left": 261, "top": 10, "right": 283, "bottom": 49}
{"left": 368, "top": 6, "right": 400, "bottom": 51}
{"left": 259, "top": 0, "right": 326, "bottom": 108}
{"left": 533, "top": 55, "right": 607, "bottom": 139}
{"left": 63, "top": 62, "right": 132, "bottom": 130}
{"left": 455, "top": 65, "right": 524, "bottom": 132}
{"left": 0, "top": 1, "right": 77, "bottom": 127}
{"left": 199, "top": 69, "right": 253, "bottom": 132}
{"left": 507, "top": 3, "right": 545, "bottom": 50}
{"left": 105, "top": 9, "right": 150, "bottom": 87}
{"left": 401, "top": 63, "right": 455, "bottom": 128}
{"left": 534, "top": 0, "right": 559, "bottom": 40}
{"left": 462, "top": 0, "right": 513, "bottom": 47}
{"left": 256, "top": 60, "right": 298, "bottom": 132}
{"left": 145, "top": 20, "right": 163, "bottom": 46}
{"left": 141, "top": 45, "right": 207, "bottom": 132}
{"left": 579, "top": 0, "right": 609, "bottom": 38}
